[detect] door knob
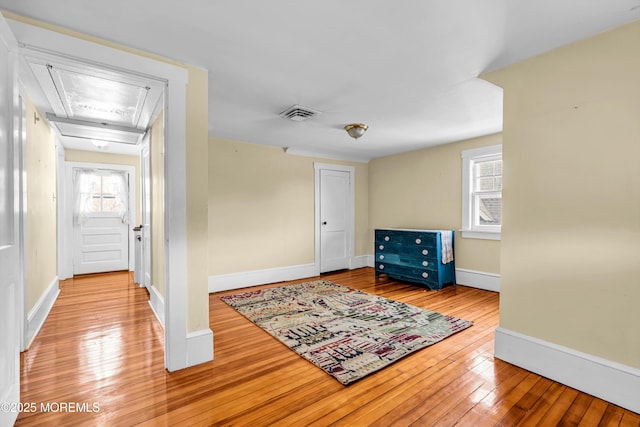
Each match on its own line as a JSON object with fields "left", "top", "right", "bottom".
{"left": 322, "top": 221, "right": 327, "bottom": 225}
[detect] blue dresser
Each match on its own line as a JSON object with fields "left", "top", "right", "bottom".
{"left": 374, "top": 229, "right": 456, "bottom": 290}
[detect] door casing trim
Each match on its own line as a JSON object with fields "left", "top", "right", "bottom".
{"left": 8, "top": 18, "right": 197, "bottom": 371}
{"left": 62, "top": 162, "right": 136, "bottom": 277}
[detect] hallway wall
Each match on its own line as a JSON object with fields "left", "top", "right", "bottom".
{"left": 25, "top": 99, "right": 57, "bottom": 312}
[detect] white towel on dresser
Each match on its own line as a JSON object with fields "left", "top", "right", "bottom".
{"left": 440, "top": 230, "right": 454, "bottom": 264}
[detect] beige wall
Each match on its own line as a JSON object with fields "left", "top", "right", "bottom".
{"left": 208, "top": 137, "right": 368, "bottom": 275}
{"left": 64, "top": 149, "right": 140, "bottom": 224}
{"left": 369, "top": 134, "right": 502, "bottom": 274}
{"left": 26, "top": 99, "right": 57, "bottom": 311}
{"left": 484, "top": 21, "right": 640, "bottom": 368}
{"left": 209, "top": 133, "right": 498, "bottom": 276}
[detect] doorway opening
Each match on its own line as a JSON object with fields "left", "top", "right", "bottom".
{"left": 11, "top": 16, "right": 196, "bottom": 372}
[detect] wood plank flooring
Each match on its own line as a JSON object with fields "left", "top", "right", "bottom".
{"left": 15, "top": 268, "right": 640, "bottom": 426}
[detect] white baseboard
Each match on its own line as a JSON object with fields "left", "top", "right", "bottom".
{"left": 208, "top": 258, "right": 376, "bottom": 293}
{"left": 26, "top": 276, "right": 60, "bottom": 349}
{"left": 209, "top": 263, "right": 318, "bottom": 293}
{"left": 148, "top": 285, "right": 165, "bottom": 327}
{"left": 186, "top": 328, "right": 214, "bottom": 367}
{"left": 212, "top": 255, "right": 479, "bottom": 293}
{"left": 456, "top": 268, "right": 500, "bottom": 292}
{"left": 495, "top": 327, "right": 640, "bottom": 414}
{"left": 353, "top": 254, "right": 374, "bottom": 269}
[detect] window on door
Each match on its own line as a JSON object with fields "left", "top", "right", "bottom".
{"left": 73, "top": 169, "right": 129, "bottom": 223}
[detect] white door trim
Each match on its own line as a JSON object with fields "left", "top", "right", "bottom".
{"left": 63, "top": 162, "right": 136, "bottom": 276}
{"left": 55, "top": 137, "right": 70, "bottom": 278}
{"left": 17, "top": 92, "right": 28, "bottom": 351}
{"left": 0, "top": 13, "right": 20, "bottom": 426}
{"left": 8, "top": 19, "right": 193, "bottom": 371}
{"left": 140, "top": 132, "right": 152, "bottom": 292}
{"left": 313, "top": 162, "right": 355, "bottom": 274}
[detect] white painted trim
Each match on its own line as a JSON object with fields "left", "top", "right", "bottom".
{"left": 494, "top": 327, "right": 640, "bottom": 414}
{"left": 495, "top": 327, "right": 640, "bottom": 413}
{"left": 461, "top": 230, "right": 501, "bottom": 241}
{"left": 0, "top": 16, "right": 21, "bottom": 426}
{"left": 314, "top": 162, "right": 355, "bottom": 274}
{"left": 162, "top": 79, "right": 191, "bottom": 371}
{"left": 461, "top": 144, "right": 502, "bottom": 240}
{"left": 351, "top": 255, "right": 373, "bottom": 269}
{"left": 63, "top": 161, "right": 136, "bottom": 274}
{"left": 148, "top": 285, "right": 165, "bottom": 327}
{"left": 186, "top": 329, "right": 214, "bottom": 367}
{"left": 26, "top": 276, "right": 59, "bottom": 349}
{"left": 17, "top": 92, "right": 28, "bottom": 351}
{"left": 284, "top": 147, "right": 370, "bottom": 164}
{"left": 209, "top": 259, "right": 373, "bottom": 294}
{"left": 8, "top": 18, "right": 194, "bottom": 371}
{"left": 55, "top": 138, "right": 71, "bottom": 279}
{"left": 61, "top": 164, "right": 74, "bottom": 279}
{"left": 461, "top": 144, "right": 503, "bottom": 159}
{"left": 455, "top": 268, "right": 500, "bottom": 292}
{"left": 209, "top": 263, "right": 318, "bottom": 293}
{"left": 7, "top": 20, "right": 188, "bottom": 85}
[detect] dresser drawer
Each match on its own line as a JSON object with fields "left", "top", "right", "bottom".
{"left": 375, "top": 230, "right": 436, "bottom": 247}
{"left": 376, "top": 262, "right": 439, "bottom": 287}
{"left": 376, "top": 243, "right": 436, "bottom": 260}
{"left": 375, "top": 253, "right": 438, "bottom": 271}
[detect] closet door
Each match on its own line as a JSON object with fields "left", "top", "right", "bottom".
{"left": 319, "top": 168, "right": 351, "bottom": 273}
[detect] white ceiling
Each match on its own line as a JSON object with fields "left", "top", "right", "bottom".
{"left": 2, "top": 1, "right": 639, "bottom": 161}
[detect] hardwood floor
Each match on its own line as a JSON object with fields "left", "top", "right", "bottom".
{"left": 16, "top": 268, "right": 640, "bottom": 426}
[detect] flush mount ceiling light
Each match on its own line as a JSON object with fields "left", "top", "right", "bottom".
{"left": 344, "top": 123, "right": 368, "bottom": 139}
{"left": 91, "top": 139, "right": 109, "bottom": 150}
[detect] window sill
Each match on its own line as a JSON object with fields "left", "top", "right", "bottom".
{"left": 461, "top": 230, "right": 501, "bottom": 241}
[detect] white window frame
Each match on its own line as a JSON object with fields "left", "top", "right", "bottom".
{"left": 461, "top": 144, "right": 502, "bottom": 240}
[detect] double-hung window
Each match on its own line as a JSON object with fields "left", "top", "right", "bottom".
{"left": 461, "top": 144, "right": 502, "bottom": 240}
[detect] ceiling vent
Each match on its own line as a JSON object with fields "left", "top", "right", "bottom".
{"left": 279, "top": 104, "right": 321, "bottom": 121}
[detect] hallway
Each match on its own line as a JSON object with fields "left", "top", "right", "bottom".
{"left": 18, "top": 272, "right": 165, "bottom": 425}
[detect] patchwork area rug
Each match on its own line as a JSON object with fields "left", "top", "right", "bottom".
{"left": 220, "top": 280, "right": 473, "bottom": 385}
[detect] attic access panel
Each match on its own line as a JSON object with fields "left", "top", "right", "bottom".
{"left": 51, "top": 67, "right": 149, "bottom": 126}
{"left": 27, "top": 56, "right": 163, "bottom": 145}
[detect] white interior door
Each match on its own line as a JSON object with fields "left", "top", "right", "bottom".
{"left": 72, "top": 168, "right": 130, "bottom": 275}
{"left": 319, "top": 168, "right": 352, "bottom": 273}
{"left": 141, "top": 138, "right": 152, "bottom": 291}
{"left": 0, "top": 13, "right": 21, "bottom": 427}
{"left": 74, "top": 215, "right": 129, "bottom": 274}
